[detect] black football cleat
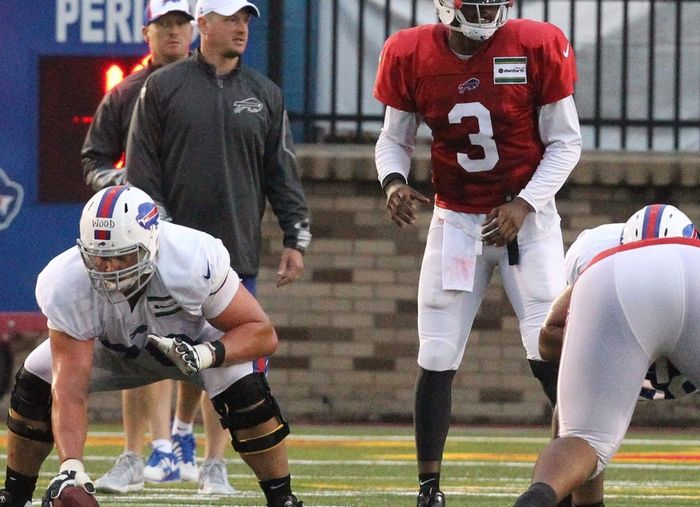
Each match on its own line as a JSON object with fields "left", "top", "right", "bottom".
{"left": 417, "top": 487, "right": 445, "bottom": 507}
{"left": 268, "top": 494, "right": 303, "bottom": 507}
{"left": 0, "top": 489, "right": 31, "bottom": 507}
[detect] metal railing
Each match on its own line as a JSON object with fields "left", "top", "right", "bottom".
{"left": 269, "top": 0, "right": 700, "bottom": 151}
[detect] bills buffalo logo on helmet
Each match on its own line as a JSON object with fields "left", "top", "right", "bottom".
{"left": 137, "top": 203, "right": 159, "bottom": 230}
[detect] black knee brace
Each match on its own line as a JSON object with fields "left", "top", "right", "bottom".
{"left": 7, "top": 366, "right": 53, "bottom": 443}
{"left": 212, "top": 372, "right": 289, "bottom": 454}
{"left": 529, "top": 359, "right": 559, "bottom": 407}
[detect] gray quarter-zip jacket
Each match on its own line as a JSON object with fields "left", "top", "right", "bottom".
{"left": 126, "top": 50, "right": 311, "bottom": 277}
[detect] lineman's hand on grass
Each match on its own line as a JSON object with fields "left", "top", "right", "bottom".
{"left": 42, "top": 460, "right": 95, "bottom": 507}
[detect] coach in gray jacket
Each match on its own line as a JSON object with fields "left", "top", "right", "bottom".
{"left": 126, "top": 0, "right": 311, "bottom": 293}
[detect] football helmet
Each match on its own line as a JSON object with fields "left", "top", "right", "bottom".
{"left": 620, "top": 204, "right": 696, "bottom": 244}
{"left": 434, "top": 0, "right": 511, "bottom": 41}
{"left": 77, "top": 185, "right": 160, "bottom": 302}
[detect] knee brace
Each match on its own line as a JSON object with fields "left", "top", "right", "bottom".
{"left": 7, "top": 366, "right": 53, "bottom": 443}
{"left": 529, "top": 359, "right": 559, "bottom": 407}
{"left": 212, "top": 372, "right": 289, "bottom": 455}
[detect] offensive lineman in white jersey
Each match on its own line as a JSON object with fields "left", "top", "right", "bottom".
{"left": 515, "top": 204, "right": 700, "bottom": 507}
{"left": 0, "top": 186, "right": 303, "bottom": 507}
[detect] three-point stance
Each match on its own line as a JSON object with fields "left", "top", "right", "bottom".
{"left": 515, "top": 204, "right": 700, "bottom": 506}
{"left": 0, "top": 186, "right": 302, "bottom": 507}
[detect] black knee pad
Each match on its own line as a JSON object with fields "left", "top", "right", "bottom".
{"left": 7, "top": 366, "right": 53, "bottom": 443}
{"left": 529, "top": 359, "right": 559, "bottom": 407}
{"left": 212, "top": 372, "right": 289, "bottom": 454}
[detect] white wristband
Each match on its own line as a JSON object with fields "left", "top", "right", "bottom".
{"left": 193, "top": 343, "right": 215, "bottom": 370}
{"left": 60, "top": 459, "right": 85, "bottom": 473}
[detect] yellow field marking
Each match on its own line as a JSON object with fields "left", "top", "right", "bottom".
{"left": 377, "top": 451, "right": 700, "bottom": 464}
{"left": 3, "top": 434, "right": 700, "bottom": 465}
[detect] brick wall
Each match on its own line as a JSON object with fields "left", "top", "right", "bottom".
{"left": 258, "top": 145, "right": 700, "bottom": 426}
{"left": 3, "top": 146, "right": 700, "bottom": 427}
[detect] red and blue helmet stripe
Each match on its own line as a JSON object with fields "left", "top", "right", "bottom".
{"left": 94, "top": 185, "right": 128, "bottom": 240}
{"left": 640, "top": 204, "right": 696, "bottom": 239}
{"left": 640, "top": 204, "right": 666, "bottom": 239}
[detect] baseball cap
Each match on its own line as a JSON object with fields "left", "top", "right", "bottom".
{"left": 145, "top": 0, "right": 194, "bottom": 25}
{"left": 195, "top": 0, "right": 260, "bottom": 18}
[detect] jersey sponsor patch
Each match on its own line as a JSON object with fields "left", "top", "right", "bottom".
{"left": 493, "top": 57, "right": 527, "bottom": 84}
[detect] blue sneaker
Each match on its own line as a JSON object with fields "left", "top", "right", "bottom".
{"left": 143, "top": 447, "right": 180, "bottom": 482}
{"left": 172, "top": 432, "right": 198, "bottom": 482}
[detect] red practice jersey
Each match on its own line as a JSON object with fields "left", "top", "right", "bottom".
{"left": 374, "top": 20, "right": 577, "bottom": 213}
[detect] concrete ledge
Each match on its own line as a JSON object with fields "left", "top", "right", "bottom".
{"left": 296, "top": 144, "right": 700, "bottom": 186}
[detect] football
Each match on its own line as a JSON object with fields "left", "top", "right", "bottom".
{"left": 52, "top": 486, "right": 99, "bottom": 507}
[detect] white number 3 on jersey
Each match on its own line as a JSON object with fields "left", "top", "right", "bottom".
{"left": 448, "top": 102, "right": 500, "bottom": 173}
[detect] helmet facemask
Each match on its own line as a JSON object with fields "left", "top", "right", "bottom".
{"left": 434, "top": 0, "right": 510, "bottom": 41}
{"left": 78, "top": 241, "right": 156, "bottom": 303}
{"left": 78, "top": 185, "right": 160, "bottom": 303}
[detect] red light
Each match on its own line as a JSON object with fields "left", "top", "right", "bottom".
{"left": 71, "top": 115, "right": 93, "bottom": 125}
{"left": 105, "top": 64, "right": 125, "bottom": 93}
{"left": 102, "top": 54, "right": 150, "bottom": 95}
{"left": 131, "top": 54, "right": 152, "bottom": 74}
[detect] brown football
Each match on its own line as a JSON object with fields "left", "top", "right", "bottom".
{"left": 52, "top": 486, "right": 100, "bottom": 507}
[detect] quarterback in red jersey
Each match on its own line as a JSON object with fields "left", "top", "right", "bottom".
{"left": 373, "top": 1, "right": 582, "bottom": 506}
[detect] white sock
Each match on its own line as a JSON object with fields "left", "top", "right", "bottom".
{"left": 172, "top": 417, "right": 194, "bottom": 436}
{"left": 151, "top": 439, "right": 172, "bottom": 454}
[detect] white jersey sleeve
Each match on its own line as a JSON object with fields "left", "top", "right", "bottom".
{"left": 518, "top": 96, "right": 582, "bottom": 213}
{"left": 156, "top": 222, "right": 239, "bottom": 316}
{"left": 375, "top": 106, "right": 422, "bottom": 186}
{"left": 35, "top": 247, "right": 105, "bottom": 341}
{"left": 564, "top": 223, "right": 624, "bottom": 285}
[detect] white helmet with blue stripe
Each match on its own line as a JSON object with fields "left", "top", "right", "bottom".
{"left": 620, "top": 204, "right": 696, "bottom": 244}
{"left": 77, "top": 185, "right": 160, "bottom": 302}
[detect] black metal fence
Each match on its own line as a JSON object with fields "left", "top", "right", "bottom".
{"left": 269, "top": 0, "right": 700, "bottom": 151}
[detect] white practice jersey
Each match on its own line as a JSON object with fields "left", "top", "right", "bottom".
{"left": 564, "top": 223, "right": 623, "bottom": 285}
{"left": 560, "top": 238, "right": 700, "bottom": 473}
{"left": 564, "top": 223, "right": 697, "bottom": 401}
{"left": 35, "top": 221, "right": 239, "bottom": 353}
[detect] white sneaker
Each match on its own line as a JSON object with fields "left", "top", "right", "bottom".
{"left": 172, "top": 432, "right": 198, "bottom": 482}
{"left": 198, "top": 458, "right": 236, "bottom": 494}
{"left": 94, "top": 451, "right": 145, "bottom": 493}
{"left": 144, "top": 447, "right": 180, "bottom": 482}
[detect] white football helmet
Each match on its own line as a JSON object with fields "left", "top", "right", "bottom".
{"left": 620, "top": 204, "right": 696, "bottom": 244}
{"left": 77, "top": 185, "right": 160, "bottom": 302}
{"left": 434, "top": 0, "right": 511, "bottom": 41}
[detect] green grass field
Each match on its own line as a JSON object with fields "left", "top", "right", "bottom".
{"left": 3, "top": 424, "right": 700, "bottom": 506}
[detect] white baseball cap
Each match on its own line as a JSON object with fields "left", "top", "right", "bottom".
{"left": 145, "top": 0, "right": 194, "bottom": 24}
{"left": 195, "top": 0, "right": 260, "bottom": 18}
